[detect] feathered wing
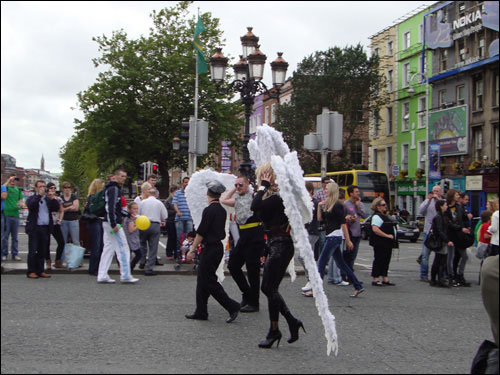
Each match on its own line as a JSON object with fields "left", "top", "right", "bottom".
{"left": 251, "top": 124, "right": 338, "bottom": 356}
{"left": 185, "top": 169, "right": 236, "bottom": 282}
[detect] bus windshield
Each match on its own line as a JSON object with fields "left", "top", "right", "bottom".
{"left": 356, "top": 172, "right": 390, "bottom": 213}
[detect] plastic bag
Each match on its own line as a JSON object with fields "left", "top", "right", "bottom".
{"left": 65, "top": 243, "right": 85, "bottom": 269}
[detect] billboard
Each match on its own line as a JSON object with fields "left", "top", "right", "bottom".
{"left": 428, "top": 105, "right": 468, "bottom": 156}
{"left": 429, "top": 143, "right": 441, "bottom": 180}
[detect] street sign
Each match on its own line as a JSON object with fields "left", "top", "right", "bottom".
{"left": 392, "top": 165, "right": 400, "bottom": 177}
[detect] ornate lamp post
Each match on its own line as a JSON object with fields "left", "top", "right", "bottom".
{"left": 210, "top": 27, "right": 288, "bottom": 182}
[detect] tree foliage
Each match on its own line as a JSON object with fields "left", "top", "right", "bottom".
{"left": 62, "top": 1, "right": 243, "bottom": 197}
{"left": 276, "top": 44, "right": 386, "bottom": 173}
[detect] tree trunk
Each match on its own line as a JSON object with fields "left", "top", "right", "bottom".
{"left": 158, "top": 162, "right": 170, "bottom": 200}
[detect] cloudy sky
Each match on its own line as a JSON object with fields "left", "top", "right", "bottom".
{"left": 1, "top": 1, "right": 429, "bottom": 173}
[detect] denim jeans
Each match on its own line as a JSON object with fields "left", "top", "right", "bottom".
{"left": 175, "top": 220, "right": 193, "bottom": 251}
{"left": 342, "top": 236, "right": 361, "bottom": 279}
{"left": 327, "top": 240, "right": 342, "bottom": 284}
{"left": 420, "top": 233, "right": 431, "bottom": 279}
{"left": 61, "top": 220, "right": 80, "bottom": 262}
{"left": 1, "top": 213, "right": 4, "bottom": 262}
{"left": 2, "top": 216, "right": 19, "bottom": 257}
{"left": 318, "top": 236, "right": 363, "bottom": 290}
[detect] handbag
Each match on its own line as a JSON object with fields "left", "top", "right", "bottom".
{"left": 475, "top": 242, "right": 490, "bottom": 259}
{"left": 456, "top": 231, "right": 475, "bottom": 249}
{"left": 424, "top": 228, "right": 442, "bottom": 251}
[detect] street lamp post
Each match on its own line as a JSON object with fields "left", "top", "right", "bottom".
{"left": 407, "top": 71, "right": 430, "bottom": 196}
{"left": 209, "top": 27, "right": 288, "bottom": 182}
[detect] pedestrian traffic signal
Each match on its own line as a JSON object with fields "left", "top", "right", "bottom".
{"left": 152, "top": 163, "right": 159, "bottom": 175}
{"left": 138, "top": 163, "right": 145, "bottom": 180}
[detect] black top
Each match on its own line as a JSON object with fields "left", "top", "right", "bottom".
{"left": 25, "top": 194, "right": 60, "bottom": 235}
{"left": 432, "top": 213, "right": 450, "bottom": 243}
{"left": 251, "top": 190, "right": 288, "bottom": 231}
{"left": 370, "top": 213, "right": 396, "bottom": 249}
{"left": 61, "top": 194, "right": 79, "bottom": 221}
{"left": 305, "top": 197, "right": 320, "bottom": 235}
{"left": 323, "top": 201, "right": 346, "bottom": 235}
{"left": 445, "top": 203, "right": 469, "bottom": 243}
{"left": 196, "top": 200, "right": 227, "bottom": 245}
{"left": 104, "top": 181, "right": 123, "bottom": 228}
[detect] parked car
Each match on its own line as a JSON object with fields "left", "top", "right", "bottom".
{"left": 361, "top": 215, "right": 421, "bottom": 242}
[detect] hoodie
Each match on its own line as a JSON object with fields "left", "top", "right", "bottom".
{"left": 104, "top": 181, "right": 123, "bottom": 228}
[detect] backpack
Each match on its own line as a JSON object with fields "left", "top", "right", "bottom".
{"left": 89, "top": 190, "right": 106, "bottom": 216}
{"left": 364, "top": 216, "right": 374, "bottom": 245}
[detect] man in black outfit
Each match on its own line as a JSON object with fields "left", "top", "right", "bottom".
{"left": 221, "top": 175, "right": 265, "bottom": 313}
{"left": 185, "top": 180, "right": 240, "bottom": 323}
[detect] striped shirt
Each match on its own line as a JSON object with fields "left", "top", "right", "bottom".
{"left": 172, "top": 189, "right": 192, "bottom": 222}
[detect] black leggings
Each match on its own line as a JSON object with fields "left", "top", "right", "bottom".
{"left": 431, "top": 253, "right": 447, "bottom": 282}
{"left": 46, "top": 224, "right": 65, "bottom": 261}
{"left": 261, "top": 237, "right": 294, "bottom": 322}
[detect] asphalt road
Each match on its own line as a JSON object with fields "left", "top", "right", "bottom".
{"left": 1, "top": 235, "right": 494, "bottom": 374}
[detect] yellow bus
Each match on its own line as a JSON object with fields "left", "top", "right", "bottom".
{"left": 305, "top": 170, "right": 391, "bottom": 214}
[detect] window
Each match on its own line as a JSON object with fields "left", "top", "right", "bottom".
{"left": 271, "top": 103, "right": 276, "bottom": 124}
{"left": 387, "top": 106, "right": 393, "bottom": 135}
{"left": 478, "top": 31, "right": 485, "bottom": 59}
{"left": 418, "top": 141, "right": 426, "bottom": 170}
{"left": 373, "top": 111, "right": 379, "bottom": 137}
{"left": 350, "top": 140, "right": 363, "bottom": 165}
{"left": 495, "top": 126, "right": 499, "bottom": 161}
{"left": 387, "top": 69, "right": 393, "bottom": 92}
{"left": 473, "top": 75, "right": 483, "bottom": 111}
{"left": 473, "top": 127, "right": 483, "bottom": 159}
{"left": 440, "top": 49, "right": 448, "bottom": 71}
{"left": 402, "top": 144, "right": 409, "bottom": 170}
{"left": 387, "top": 40, "right": 393, "bottom": 56}
{"left": 403, "top": 31, "right": 411, "bottom": 50}
{"left": 456, "top": 85, "right": 465, "bottom": 105}
{"left": 373, "top": 47, "right": 380, "bottom": 57}
{"left": 419, "top": 23, "right": 423, "bottom": 43}
{"left": 264, "top": 107, "right": 269, "bottom": 124}
{"left": 386, "top": 146, "right": 393, "bottom": 173}
{"left": 373, "top": 148, "right": 378, "bottom": 171}
{"left": 495, "top": 73, "right": 499, "bottom": 107}
{"left": 418, "top": 96, "right": 426, "bottom": 128}
{"left": 403, "top": 63, "right": 410, "bottom": 87}
{"left": 439, "top": 89, "right": 447, "bottom": 107}
{"left": 402, "top": 102, "right": 410, "bottom": 131}
{"left": 458, "top": 38, "right": 466, "bottom": 62}
{"left": 458, "top": 2, "right": 466, "bottom": 16}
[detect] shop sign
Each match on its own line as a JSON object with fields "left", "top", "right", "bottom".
{"left": 465, "top": 175, "right": 482, "bottom": 190}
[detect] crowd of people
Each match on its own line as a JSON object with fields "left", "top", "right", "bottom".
{"left": 1, "top": 169, "right": 499, "bottom": 353}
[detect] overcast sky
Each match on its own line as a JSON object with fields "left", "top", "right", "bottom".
{"left": 1, "top": 1, "right": 430, "bottom": 173}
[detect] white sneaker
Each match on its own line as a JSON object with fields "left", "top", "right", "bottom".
{"left": 13, "top": 256, "right": 22, "bottom": 261}
{"left": 301, "top": 282, "right": 312, "bottom": 292}
{"left": 121, "top": 277, "right": 139, "bottom": 283}
{"left": 337, "top": 281, "right": 350, "bottom": 286}
{"left": 97, "top": 278, "right": 116, "bottom": 284}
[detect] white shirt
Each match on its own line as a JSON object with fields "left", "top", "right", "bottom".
{"left": 138, "top": 196, "right": 167, "bottom": 223}
{"left": 489, "top": 210, "right": 499, "bottom": 246}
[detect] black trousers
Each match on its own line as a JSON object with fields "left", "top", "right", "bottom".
{"left": 228, "top": 237, "right": 264, "bottom": 307}
{"left": 431, "top": 253, "right": 447, "bottom": 282}
{"left": 195, "top": 243, "right": 239, "bottom": 317}
{"left": 165, "top": 221, "right": 177, "bottom": 257}
{"left": 371, "top": 245, "right": 392, "bottom": 278}
{"left": 28, "top": 225, "right": 49, "bottom": 275}
{"left": 46, "top": 224, "right": 65, "bottom": 261}
{"left": 261, "top": 237, "right": 294, "bottom": 322}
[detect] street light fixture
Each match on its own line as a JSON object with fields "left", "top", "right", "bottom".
{"left": 209, "top": 27, "right": 288, "bottom": 182}
{"left": 406, "top": 71, "right": 430, "bottom": 196}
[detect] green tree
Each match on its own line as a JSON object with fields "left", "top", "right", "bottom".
{"left": 276, "top": 44, "right": 386, "bottom": 173}
{"left": 66, "top": 1, "right": 243, "bottom": 197}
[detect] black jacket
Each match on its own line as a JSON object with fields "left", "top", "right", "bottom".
{"left": 431, "top": 213, "right": 450, "bottom": 244}
{"left": 445, "top": 203, "right": 469, "bottom": 243}
{"left": 25, "top": 194, "right": 60, "bottom": 235}
{"left": 104, "top": 181, "right": 123, "bottom": 228}
{"left": 370, "top": 213, "right": 396, "bottom": 249}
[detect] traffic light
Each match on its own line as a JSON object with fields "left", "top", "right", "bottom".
{"left": 137, "top": 163, "right": 145, "bottom": 181}
{"left": 152, "top": 163, "right": 159, "bottom": 175}
{"left": 181, "top": 121, "right": 190, "bottom": 155}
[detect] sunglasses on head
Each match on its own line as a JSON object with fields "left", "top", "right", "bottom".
{"left": 235, "top": 183, "right": 244, "bottom": 188}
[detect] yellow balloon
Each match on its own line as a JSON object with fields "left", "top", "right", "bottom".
{"left": 136, "top": 215, "right": 151, "bottom": 230}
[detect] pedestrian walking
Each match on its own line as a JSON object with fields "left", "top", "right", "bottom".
{"left": 138, "top": 187, "right": 167, "bottom": 276}
{"left": 45, "top": 182, "right": 64, "bottom": 271}
{"left": 429, "top": 200, "right": 453, "bottom": 288}
{"left": 316, "top": 181, "right": 364, "bottom": 297}
{"left": 25, "top": 180, "right": 60, "bottom": 279}
{"left": 370, "top": 197, "right": 397, "bottom": 287}
{"left": 97, "top": 169, "right": 138, "bottom": 284}
{"left": 164, "top": 185, "right": 179, "bottom": 260}
{"left": 221, "top": 175, "right": 265, "bottom": 313}
{"left": 84, "top": 178, "right": 105, "bottom": 275}
{"left": 1, "top": 175, "right": 24, "bottom": 261}
{"left": 173, "top": 177, "right": 194, "bottom": 258}
{"left": 251, "top": 163, "right": 305, "bottom": 348}
{"left": 185, "top": 180, "right": 240, "bottom": 323}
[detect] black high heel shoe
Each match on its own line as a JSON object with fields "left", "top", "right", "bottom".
{"left": 288, "top": 319, "right": 306, "bottom": 344}
{"left": 258, "top": 329, "right": 282, "bottom": 349}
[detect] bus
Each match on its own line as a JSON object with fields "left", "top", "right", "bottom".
{"left": 305, "top": 170, "right": 391, "bottom": 214}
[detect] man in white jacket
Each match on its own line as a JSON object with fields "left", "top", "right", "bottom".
{"left": 488, "top": 198, "right": 499, "bottom": 256}
{"left": 417, "top": 185, "right": 443, "bottom": 282}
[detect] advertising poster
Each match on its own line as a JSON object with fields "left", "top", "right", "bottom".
{"left": 220, "top": 141, "right": 232, "bottom": 173}
{"left": 428, "top": 106, "right": 468, "bottom": 156}
{"left": 429, "top": 143, "right": 441, "bottom": 180}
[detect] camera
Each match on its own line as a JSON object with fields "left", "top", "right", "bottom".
{"left": 14, "top": 177, "right": 20, "bottom": 181}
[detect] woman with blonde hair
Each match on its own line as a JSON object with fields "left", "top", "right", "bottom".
{"left": 317, "top": 181, "right": 364, "bottom": 297}
{"left": 251, "top": 163, "right": 304, "bottom": 349}
{"left": 85, "top": 178, "right": 105, "bottom": 275}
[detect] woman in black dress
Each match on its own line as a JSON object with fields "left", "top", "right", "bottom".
{"left": 251, "top": 163, "right": 304, "bottom": 349}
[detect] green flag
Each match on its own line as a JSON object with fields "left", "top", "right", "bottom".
{"left": 193, "top": 16, "right": 208, "bottom": 74}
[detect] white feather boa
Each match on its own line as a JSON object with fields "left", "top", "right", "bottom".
{"left": 185, "top": 170, "right": 237, "bottom": 283}
{"left": 249, "top": 124, "right": 339, "bottom": 356}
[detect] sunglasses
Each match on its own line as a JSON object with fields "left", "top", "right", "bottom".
{"left": 63, "top": 186, "right": 71, "bottom": 189}
{"left": 379, "top": 203, "right": 387, "bottom": 207}
{"left": 235, "top": 183, "right": 244, "bottom": 188}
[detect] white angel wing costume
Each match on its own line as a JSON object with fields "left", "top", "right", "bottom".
{"left": 185, "top": 170, "right": 237, "bottom": 282}
{"left": 248, "top": 124, "right": 339, "bottom": 356}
